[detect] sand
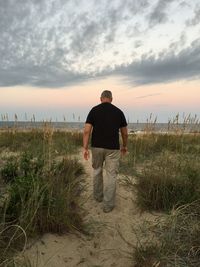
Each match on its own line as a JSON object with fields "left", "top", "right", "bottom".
{"left": 24, "top": 151, "right": 154, "bottom": 267}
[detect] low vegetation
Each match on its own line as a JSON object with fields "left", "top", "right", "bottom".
{"left": 135, "top": 151, "right": 200, "bottom": 211}
{"left": 0, "top": 127, "right": 84, "bottom": 266}
{"left": 133, "top": 200, "right": 200, "bottom": 267}
{"left": 120, "top": 132, "right": 200, "bottom": 174}
{"left": 120, "top": 130, "right": 200, "bottom": 267}
{"left": 1, "top": 116, "right": 200, "bottom": 266}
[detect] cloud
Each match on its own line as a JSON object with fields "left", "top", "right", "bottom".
{"left": 186, "top": 5, "right": 200, "bottom": 26}
{"left": 134, "top": 40, "right": 143, "bottom": 48}
{"left": 0, "top": 0, "right": 132, "bottom": 87}
{"left": 179, "top": 1, "right": 190, "bottom": 8}
{"left": 0, "top": 66, "right": 88, "bottom": 87}
{"left": 0, "top": 0, "right": 199, "bottom": 88}
{"left": 126, "top": 0, "right": 150, "bottom": 14}
{"left": 135, "top": 93, "right": 162, "bottom": 99}
{"left": 148, "top": 0, "right": 176, "bottom": 27}
{"left": 169, "top": 32, "right": 187, "bottom": 51}
{"left": 113, "top": 38, "right": 200, "bottom": 85}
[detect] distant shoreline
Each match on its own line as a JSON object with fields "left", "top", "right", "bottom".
{"left": 0, "top": 121, "right": 199, "bottom": 133}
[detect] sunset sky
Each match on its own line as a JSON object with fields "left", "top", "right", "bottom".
{"left": 0, "top": 0, "right": 200, "bottom": 122}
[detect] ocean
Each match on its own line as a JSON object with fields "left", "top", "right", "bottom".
{"left": 0, "top": 121, "right": 199, "bottom": 133}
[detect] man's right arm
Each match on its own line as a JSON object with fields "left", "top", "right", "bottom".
{"left": 83, "top": 123, "right": 93, "bottom": 160}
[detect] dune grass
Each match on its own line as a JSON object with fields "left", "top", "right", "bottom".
{"left": 120, "top": 133, "right": 200, "bottom": 175}
{"left": 122, "top": 133, "right": 200, "bottom": 212}
{"left": 0, "top": 127, "right": 84, "bottom": 266}
{"left": 133, "top": 201, "right": 200, "bottom": 267}
{"left": 0, "top": 129, "right": 82, "bottom": 156}
{"left": 1, "top": 119, "right": 200, "bottom": 266}
{"left": 1, "top": 154, "right": 84, "bottom": 233}
{"left": 120, "top": 131, "right": 200, "bottom": 266}
{"left": 134, "top": 151, "right": 200, "bottom": 211}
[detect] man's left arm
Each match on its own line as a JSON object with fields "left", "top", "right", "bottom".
{"left": 120, "top": 126, "right": 128, "bottom": 155}
{"left": 83, "top": 123, "right": 93, "bottom": 160}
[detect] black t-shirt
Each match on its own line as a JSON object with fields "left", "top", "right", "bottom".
{"left": 86, "top": 102, "right": 127, "bottom": 149}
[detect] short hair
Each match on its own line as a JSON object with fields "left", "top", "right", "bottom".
{"left": 101, "top": 90, "right": 112, "bottom": 99}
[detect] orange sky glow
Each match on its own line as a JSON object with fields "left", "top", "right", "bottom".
{"left": 0, "top": 77, "right": 200, "bottom": 122}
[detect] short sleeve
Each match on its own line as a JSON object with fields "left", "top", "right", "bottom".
{"left": 120, "top": 112, "right": 128, "bottom": 128}
{"left": 86, "top": 109, "right": 94, "bottom": 125}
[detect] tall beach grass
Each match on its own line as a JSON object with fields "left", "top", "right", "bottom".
{"left": 120, "top": 115, "right": 200, "bottom": 266}
{"left": 0, "top": 122, "right": 84, "bottom": 266}
{"left": 133, "top": 200, "right": 200, "bottom": 267}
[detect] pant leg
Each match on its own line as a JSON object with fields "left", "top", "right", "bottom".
{"left": 103, "top": 149, "right": 120, "bottom": 209}
{"left": 91, "top": 147, "right": 105, "bottom": 201}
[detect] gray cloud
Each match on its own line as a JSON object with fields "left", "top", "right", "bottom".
{"left": 0, "top": 0, "right": 199, "bottom": 88}
{"left": 126, "top": 0, "right": 150, "bottom": 14}
{"left": 0, "top": 65, "right": 88, "bottom": 87}
{"left": 169, "top": 32, "right": 187, "bottom": 51}
{"left": 148, "top": 0, "right": 176, "bottom": 27}
{"left": 0, "top": 0, "right": 133, "bottom": 87}
{"left": 186, "top": 5, "right": 200, "bottom": 26}
{"left": 113, "top": 38, "right": 200, "bottom": 85}
{"left": 134, "top": 40, "right": 143, "bottom": 48}
{"left": 179, "top": 1, "right": 190, "bottom": 8}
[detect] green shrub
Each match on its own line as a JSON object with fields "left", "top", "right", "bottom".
{"left": 1, "top": 152, "right": 44, "bottom": 184}
{"left": 134, "top": 151, "right": 200, "bottom": 211}
{"left": 1, "top": 159, "right": 18, "bottom": 183}
{"left": 1, "top": 155, "right": 85, "bottom": 235}
{"left": 0, "top": 153, "right": 85, "bottom": 267}
{"left": 0, "top": 130, "right": 84, "bottom": 266}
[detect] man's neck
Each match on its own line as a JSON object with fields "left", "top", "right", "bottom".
{"left": 101, "top": 98, "right": 112, "bottom": 104}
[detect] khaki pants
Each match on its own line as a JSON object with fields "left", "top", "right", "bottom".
{"left": 91, "top": 147, "right": 120, "bottom": 210}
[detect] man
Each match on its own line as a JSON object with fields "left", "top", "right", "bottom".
{"left": 83, "top": 90, "right": 128, "bottom": 213}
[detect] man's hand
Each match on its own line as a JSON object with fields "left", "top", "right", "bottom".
{"left": 120, "top": 146, "right": 127, "bottom": 156}
{"left": 83, "top": 148, "right": 90, "bottom": 160}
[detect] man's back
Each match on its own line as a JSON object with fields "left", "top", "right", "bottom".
{"left": 86, "top": 102, "right": 127, "bottom": 149}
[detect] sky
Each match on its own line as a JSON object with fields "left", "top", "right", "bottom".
{"left": 0, "top": 0, "right": 200, "bottom": 123}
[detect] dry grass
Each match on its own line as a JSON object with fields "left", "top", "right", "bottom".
{"left": 133, "top": 201, "right": 200, "bottom": 267}
{"left": 119, "top": 117, "right": 200, "bottom": 267}
{"left": 0, "top": 124, "right": 84, "bottom": 266}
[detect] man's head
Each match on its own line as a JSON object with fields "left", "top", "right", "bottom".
{"left": 100, "top": 90, "right": 113, "bottom": 103}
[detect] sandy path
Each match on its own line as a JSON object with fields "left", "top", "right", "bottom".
{"left": 24, "top": 151, "right": 152, "bottom": 267}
